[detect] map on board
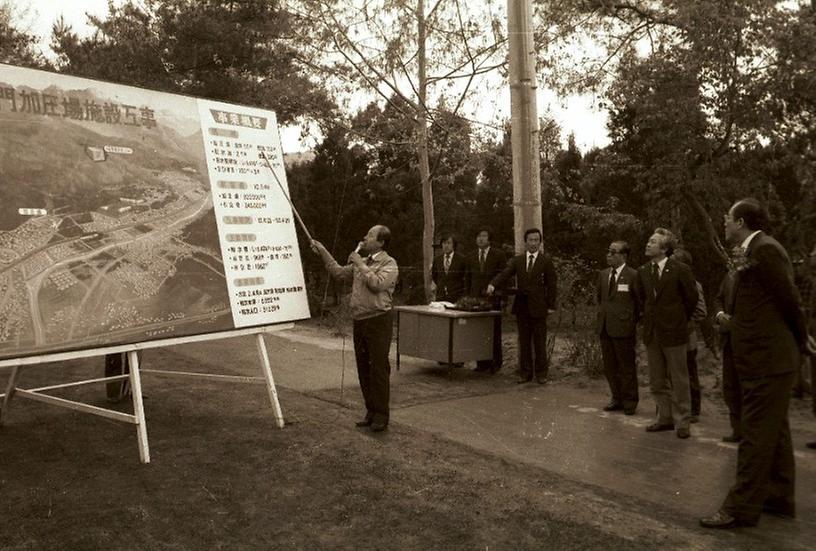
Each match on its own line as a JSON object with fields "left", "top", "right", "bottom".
{"left": 0, "top": 64, "right": 310, "bottom": 360}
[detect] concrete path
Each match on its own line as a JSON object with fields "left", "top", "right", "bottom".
{"left": 166, "top": 324, "right": 816, "bottom": 549}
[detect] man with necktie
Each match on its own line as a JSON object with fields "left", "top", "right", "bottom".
{"left": 311, "top": 225, "right": 399, "bottom": 433}
{"left": 431, "top": 234, "right": 467, "bottom": 303}
{"left": 596, "top": 241, "right": 640, "bottom": 414}
{"left": 701, "top": 198, "right": 815, "bottom": 528}
{"left": 467, "top": 228, "right": 507, "bottom": 373}
{"left": 487, "top": 228, "right": 557, "bottom": 384}
{"left": 634, "top": 228, "right": 698, "bottom": 439}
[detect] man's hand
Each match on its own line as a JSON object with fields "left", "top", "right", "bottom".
{"left": 347, "top": 251, "right": 364, "bottom": 267}
{"left": 310, "top": 240, "right": 327, "bottom": 256}
{"left": 715, "top": 311, "right": 731, "bottom": 325}
{"left": 486, "top": 284, "right": 495, "bottom": 295}
{"left": 806, "top": 334, "right": 816, "bottom": 357}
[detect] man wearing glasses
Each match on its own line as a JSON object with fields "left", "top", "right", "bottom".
{"left": 596, "top": 241, "right": 640, "bottom": 415}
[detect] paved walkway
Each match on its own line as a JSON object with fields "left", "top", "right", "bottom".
{"left": 168, "top": 324, "right": 816, "bottom": 549}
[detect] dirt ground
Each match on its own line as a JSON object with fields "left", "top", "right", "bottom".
{"left": 1, "top": 320, "right": 813, "bottom": 550}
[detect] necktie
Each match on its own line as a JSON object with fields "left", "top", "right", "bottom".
{"left": 527, "top": 254, "right": 534, "bottom": 273}
{"left": 608, "top": 269, "right": 617, "bottom": 298}
{"left": 651, "top": 262, "right": 659, "bottom": 280}
{"left": 479, "top": 249, "right": 485, "bottom": 270}
{"left": 444, "top": 254, "right": 451, "bottom": 272}
{"left": 366, "top": 256, "right": 374, "bottom": 266}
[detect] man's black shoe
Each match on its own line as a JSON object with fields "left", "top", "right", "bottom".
{"left": 535, "top": 377, "right": 548, "bottom": 385}
{"left": 489, "top": 364, "right": 502, "bottom": 374}
{"left": 473, "top": 364, "right": 490, "bottom": 372}
{"left": 603, "top": 401, "right": 623, "bottom": 412}
{"left": 676, "top": 427, "right": 691, "bottom": 439}
{"left": 645, "top": 422, "right": 675, "bottom": 432}
{"left": 516, "top": 377, "right": 532, "bottom": 384}
{"left": 722, "top": 434, "right": 742, "bottom": 443}
{"left": 762, "top": 499, "right": 795, "bottom": 519}
{"left": 699, "top": 510, "right": 739, "bottom": 529}
{"left": 806, "top": 441, "right": 816, "bottom": 449}
{"left": 355, "top": 418, "right": 373, "bottom": 427}
{"left": 623, "top": 408, "right": 636, "bottom": 416}
{"left": 370, "top": 421, "right": 388, "bottom": 432}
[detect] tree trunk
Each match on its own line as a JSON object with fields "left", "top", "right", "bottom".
{"left": 417, "top": 0, "right": 434, "bottom": 302}
{"left": 682, "top": 189, "right": 730, "bottom": 265}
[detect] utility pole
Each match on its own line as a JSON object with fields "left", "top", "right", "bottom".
{"left": 507, "top": 0, "right": 542, "bottom": 252}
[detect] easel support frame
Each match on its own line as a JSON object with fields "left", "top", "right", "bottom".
{"left": 0, "top": 324, "right": 293, "bottom": 464}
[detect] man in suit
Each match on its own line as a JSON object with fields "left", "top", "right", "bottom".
{"left": 597, "top": 240, "right": 640, "bottom": 415}
{"left": 672, "top": 248, "right": 708, "bottom": 424}
{"left": 701, "top": 198, "right": 815, "bottom": 528}
{"left": 311, "top": 225, "right": 399, "bottom": 433}
{"left": 634, "top": 228, "right": 698, "bottom": 439}
{"left": 487, "top": 228, "right": 557, "bottom": 384}
{"left": 713, "top": 262, "right": 742, "bottom": 443}
{"left": 467, "top": 228, "right": 507, "bottom": 373}
{"left": 431, "top": 235, "right": 467, "bottom": 303}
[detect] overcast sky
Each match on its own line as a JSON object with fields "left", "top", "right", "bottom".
{"left": 14, "top": 0, "right": 610, "bottom": 153}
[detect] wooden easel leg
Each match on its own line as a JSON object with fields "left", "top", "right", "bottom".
{"left": 256, "top": 333, "right": 284, "bottom": 428}
{"left": 127, "top": 351, "right": 150, "bottom": 464}
{"left": 1, "top": 367, "right": 20, "bottom": 426}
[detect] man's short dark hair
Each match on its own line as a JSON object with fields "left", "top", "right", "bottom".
{"left": 475, "top": 228, "right": 492, "bottom": 241}
{"left": 377, "top": 226, "right": 391, "bottom": 249}
{"left": 672, "top": 248, "right": 693, "bottom": 269}
{"left": 731, "top": 198, "right": 769, "bottom": 231}
{"left": 613, "top": 240, "right": 630, "bottom": 258}
{"left": 439, "top": 234, "right": 457, "bottom": 248}
{"left": 653, "top": 227, "right": 677, "bottom": 255}
{"left": 524, "top": 228, "right": 542, "bottom": 241}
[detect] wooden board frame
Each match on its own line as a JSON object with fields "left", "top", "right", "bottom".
{"left": 0, "top": 324, "right": 292, "bottom": 463}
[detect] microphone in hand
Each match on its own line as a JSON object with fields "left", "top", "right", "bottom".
{"left": 347, "top": 241, "right": 364, "bottom": 265}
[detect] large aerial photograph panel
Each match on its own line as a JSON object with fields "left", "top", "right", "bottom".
{"left": 0, "top": 64, "right": 308, "bottom": 360}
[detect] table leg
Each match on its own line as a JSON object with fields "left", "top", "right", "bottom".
{"left": 448, "top": 318, "right": 454, "bottom": 376}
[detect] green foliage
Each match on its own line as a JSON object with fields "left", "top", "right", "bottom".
{"left": 0, "top": 2, "right": 49, "bottom": 68}
{"left": 50, "top": 0, "right": 333, "bottom": 124}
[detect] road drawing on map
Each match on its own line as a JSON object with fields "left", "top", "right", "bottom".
{"left": 0, "top": 76, "right": 234, "bottom": 359}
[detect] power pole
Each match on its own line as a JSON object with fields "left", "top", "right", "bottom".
{"left": 507, "top": 0, "right": 542, "bottom": 252}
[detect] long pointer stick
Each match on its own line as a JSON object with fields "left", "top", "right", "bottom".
{"left": 259, "top": 150, "right": 314, "bottom": 243}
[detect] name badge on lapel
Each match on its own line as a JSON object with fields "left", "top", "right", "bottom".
{"left": 617, "top": 283, "right": 629, "bottom": 292}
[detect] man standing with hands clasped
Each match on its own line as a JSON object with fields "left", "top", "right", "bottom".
{"left": 597, "top": 241, "right": 640, "bottom": 415}
{"left": 311, "top": 225, "right": 398, "bottom": 433}
{"left": 700, "top": 198, "right": 816, "bottom": 529}
{"left": 467, "top": 228, "right": 507, "bottom": 373}
{"left": 635, "top": 228, "right": 698, "bottom": 439}
{"left": 487, "top": 228, "right": 557, "bottom": 384}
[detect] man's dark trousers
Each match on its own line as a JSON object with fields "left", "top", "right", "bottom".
{"left": 600, "top": 330, "right": 638, "bottom": 410}
{"left": 721, "top": 341, "right": 742, "bottom": 438}
{"left": 516, "top": 300, "right": 547, "bottom": 380}
{"left": 353, "top": 311, "right": 393, "bottom": 424}
{"left": 723, "top": 371, "right": 796, "bottom": 523}
{"left": 476, "top": 296, "right": 503, "bottom": 372}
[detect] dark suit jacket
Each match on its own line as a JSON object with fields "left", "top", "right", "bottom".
{"left": 491, "top": 252, "right": 557, "bottom": 318}
{"left": 466, "top": 246, "right": 507, "bottom": 297}
{"left": 714, "top": 271, "right": 737, "bottom": 342}
{"left": 596, "top": 265, "right": 639, "bottom": 338}
{"left": 635, "top": 257, "right": 698, "bottom": 347}
{"left": 730, "top": 232, "right": 807, "bottom": 379}
{"left": 431, "top": 252, "right": 467, "bottom": 302}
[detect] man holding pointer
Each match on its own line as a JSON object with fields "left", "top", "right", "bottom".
{"left": 311, "top": 225, "right": 398, "bottom": 432}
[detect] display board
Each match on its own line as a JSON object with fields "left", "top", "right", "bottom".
{"left": 0, "top": 64, "right": 310, "bottom": 361}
